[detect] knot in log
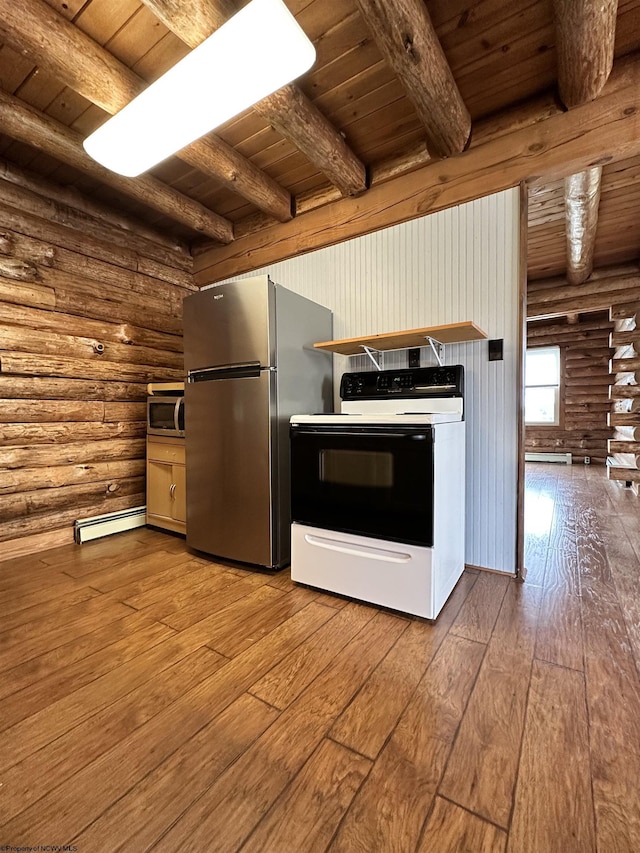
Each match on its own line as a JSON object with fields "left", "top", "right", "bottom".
{"left": 117, "top": 325, "right": 134, "bottom": 345}
{"left": 0, "top": 232, "right": 13, "bottom": 255}
{"left": 403, "top": 34, "right": 417, "bottom": 59}
{"left": 40, "top": 247, "right": 56, "bottom": 266}
{"left": 0, "top": 257, "right": 40, "bottom": 281}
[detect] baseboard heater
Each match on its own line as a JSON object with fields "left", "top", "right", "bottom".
{"left": 74, "top": 506, "right": 147, "bottom": 544}
{"left": 524, "top": 452, "right": 572, "bottom": 464}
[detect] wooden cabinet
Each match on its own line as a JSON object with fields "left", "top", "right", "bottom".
{"left": 146, "top": 435, "right": 186, "bottom": 534}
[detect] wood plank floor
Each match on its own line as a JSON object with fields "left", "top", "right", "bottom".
{"left": 0, "top": 463, "right": 639, "bottom": 851}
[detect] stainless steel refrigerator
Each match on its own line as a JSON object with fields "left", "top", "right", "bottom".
{"left": 183, "top": 275, "right": 333, "bottom": 569}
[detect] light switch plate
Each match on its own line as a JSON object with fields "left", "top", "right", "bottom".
{"left": 488, "top": 339, "right": 503, "bottom": 361}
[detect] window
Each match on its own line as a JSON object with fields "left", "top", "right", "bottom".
{"left": 525, "top": 346, "right": 561, "bottom": 426}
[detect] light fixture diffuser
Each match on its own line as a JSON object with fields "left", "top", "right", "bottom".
{"left": 83, "top": 0, "right": 316, "bottom": 177}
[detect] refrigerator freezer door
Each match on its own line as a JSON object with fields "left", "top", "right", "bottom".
{"left": 183, "top": 275, "right": 275, "bottom": 371}
{"left": 186, "top": 369, "right": 277, "bottom": 567}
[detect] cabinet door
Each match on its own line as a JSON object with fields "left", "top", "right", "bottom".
{"left": 172, "top": 464, "right": 186, "bottom": 523}
{"left": 147, "top": 460, "right": 174, "bottom": 519}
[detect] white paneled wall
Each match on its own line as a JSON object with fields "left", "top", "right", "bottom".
{"left": 213, "top": 188, "right": 521, "bottom": 573}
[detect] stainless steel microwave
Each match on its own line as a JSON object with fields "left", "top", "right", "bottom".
{"left": 147, "top": 395, "right": 185, "bottom": 437}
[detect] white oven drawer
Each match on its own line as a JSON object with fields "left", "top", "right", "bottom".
{"left": 291, "top": 522, "right": 442, "bottom": 618}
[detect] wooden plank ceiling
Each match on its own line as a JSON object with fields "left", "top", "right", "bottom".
{"left": 0, "top": 0, "right": 639, "bottom": 289}
{"left": 528, "top": 152, "right": 640, "bottom": 280}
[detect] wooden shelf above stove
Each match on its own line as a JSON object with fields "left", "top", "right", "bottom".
{"left": 314, "top": 321, "right": 488, "bottom": 356}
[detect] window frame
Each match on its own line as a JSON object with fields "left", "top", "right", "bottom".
{"left": 525, "top": 345, "right": 562, "bottom": 428}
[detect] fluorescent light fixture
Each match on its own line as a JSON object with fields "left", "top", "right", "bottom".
{"left": 83, "top": 0, "right": 315, "bottom": 177}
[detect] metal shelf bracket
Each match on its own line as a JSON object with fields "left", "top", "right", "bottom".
{"left": 425, "top": 336, "right": 445, "bottom": 367}
{"left": 361, "top": 345, "right": 384, "bottom": 371}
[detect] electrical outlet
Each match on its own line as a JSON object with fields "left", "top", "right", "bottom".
{"left": 408, "top": 348, "right": 420, "bottom": 368}
{"left": 584, "top": 456, "right": 591, "bottom": 465}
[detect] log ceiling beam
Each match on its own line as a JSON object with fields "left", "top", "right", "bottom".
{"left": 564, "top": 167, "right": 603, "bottom": 285}
{"left": 552, "top": 0, "right": 619, "bottom": 107}
{"left": 0, "top": 0, "right": 292, "bottom": 223}
{"left": 138, "top": 0, "right": 367, "bottom": 197}
{"left": 529, "top": 261, "right": 640, "bottom": 287}
{"left": 193, "top": 53, "right": 640, "bottom": 284}
{"left": 353, "top": 0, "right": 471, "bottom": 158}
{"left": 0, "top": 89, "right": 234, "bottom": 244}
{"left": 532, "top": 263, "right": 639, "bottom": 287}
{"left": 527, "top": 272, "right": 640, "bottom": 319}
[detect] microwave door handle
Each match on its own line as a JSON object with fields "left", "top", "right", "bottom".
{"left": 174, "top": 398, "right": 181, "bottom": 433}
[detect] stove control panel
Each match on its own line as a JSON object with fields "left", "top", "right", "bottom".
{"left": 340, "top": 365, "right": 464, "bottom": 399}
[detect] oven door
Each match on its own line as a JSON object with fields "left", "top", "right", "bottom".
{"left": 290, "top": 424, "right": 434, "bottom": 547}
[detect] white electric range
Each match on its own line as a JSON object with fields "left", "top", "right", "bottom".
{"left": 289, "top": 365, "right": 466, "bottom": 620}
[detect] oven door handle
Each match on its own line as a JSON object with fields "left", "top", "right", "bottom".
{"left": 292, "top": 430, "right": 430, "bottom": 439}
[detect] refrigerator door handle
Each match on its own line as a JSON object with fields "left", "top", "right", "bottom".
{"left": 188, "top": 362, "right": 262, "bottom": 382}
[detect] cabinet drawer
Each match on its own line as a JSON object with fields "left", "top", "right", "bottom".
{"left": 147, "top": 440, "right": 185, "bottom": 464}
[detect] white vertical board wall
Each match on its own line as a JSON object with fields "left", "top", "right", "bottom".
{"left": 213, "top": 188, "right": 521, "bottom": 573}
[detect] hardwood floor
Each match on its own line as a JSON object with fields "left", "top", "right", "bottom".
{"left": 0, "top": 463, "right": 639, "bottom": 851}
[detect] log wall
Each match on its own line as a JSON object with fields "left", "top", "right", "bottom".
{"left": 527, "top": 264, "right": 640, "bottom": 318}
{"left": 0, "top": 166, "right": 192, "bottom": 559}
{"left": 607, "top": 305, "right": 640, "bottom": 492}
{"left": 525, "top": 312, "right": 614, "bottom": 465}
